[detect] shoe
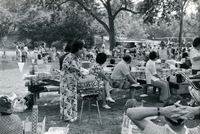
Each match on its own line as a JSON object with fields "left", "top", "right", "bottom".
{"left": 102, "top": 104, "right": 111, "bottom": 109}
{"left": 69, "top": 117, "right": 78, "bottom": 122}
{"left": 140, "top": 94, "right": 148, "bottom": 97}
{"left": 106, "top": 97, "right": 115, "bottom": 103}
{"left": 131, "top": 84, "right": 143, "bottom": 90}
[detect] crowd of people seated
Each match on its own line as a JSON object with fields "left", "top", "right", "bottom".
{"left": 1, "top": 37, "right": 199, "bottom": 133}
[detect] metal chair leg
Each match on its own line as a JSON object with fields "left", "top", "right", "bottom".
{"left": 153, "top": 87, "right": 157, "bottom": 94}
{"left": 88, "top": 98, "right": 91, "bottom": 123}
{"left": 96, "top": 100, "right": 102, "bottom": 126}
{"left": 79, "top": 99, "right": 84, "bottom": 125}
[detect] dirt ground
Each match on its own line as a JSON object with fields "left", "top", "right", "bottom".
{"left": 0, "top": 51, "right": 199, "bottom": 134}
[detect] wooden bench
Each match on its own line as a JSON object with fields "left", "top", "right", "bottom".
{"left": 142, "top": 84, "right": 161, "bottom": 95}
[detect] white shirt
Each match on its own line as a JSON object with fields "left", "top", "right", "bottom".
{"left": 145, "top": 60, "right": 159, "bottom": 84}
{"left": 24, "top": 46, "right": 29, "bottom": 53}
{"left": 190, "top": 48, "right": 200, "bottom": 70}
{"left": 159, "top": 48, "right": 168, "bottom": 60}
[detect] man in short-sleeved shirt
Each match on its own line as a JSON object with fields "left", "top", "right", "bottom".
{"left": 111, "top": 60, "right": 129, "bottom": 80}
{"left": 190, "top": 37, "right": 200, "bottom": 75}
{"left": 111, "top": 55, "right": 142, "bottom": 99}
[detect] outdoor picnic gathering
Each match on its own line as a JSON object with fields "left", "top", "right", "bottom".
{"left": 0, "top": 0, "right": 200, "bottom": 134}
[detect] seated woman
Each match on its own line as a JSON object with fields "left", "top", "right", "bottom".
{"left": 0, "top": 96, "right": 23, "bottom": 134}
{"left": 89, "top": 53, "right": 115, "bottom": 109}
{"left": 145, "top": 51, "right": 171, "bottom": 103}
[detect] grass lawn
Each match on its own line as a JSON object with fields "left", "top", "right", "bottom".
{"left": 0, "top": 50, "right": 199, "bottom": 134}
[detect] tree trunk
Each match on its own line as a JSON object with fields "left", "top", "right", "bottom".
{"left": 109, "top": 18, "right": 116, "bottom": 50}
{"left": 179, "top": 18, "right": 183, "bottom": 47}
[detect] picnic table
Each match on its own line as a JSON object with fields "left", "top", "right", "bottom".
{"left": 131, "top": 65, "right": 193, "bottom": 94}
{"left": 24, "top": 72, "right": 60, "bottom": 104}
{"left": 23, "top": 71, "right": 100, "bottom": 105}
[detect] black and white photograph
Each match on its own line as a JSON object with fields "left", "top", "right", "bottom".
{"left": 0, "top": 0, "right": 200, "bottom": 134}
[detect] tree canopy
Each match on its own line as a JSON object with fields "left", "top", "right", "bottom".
{"left": 25, "top": 0, "right": 198, "bottom": 49}
{"left": 0, "top": 0, "right": 199, "bottom": 49}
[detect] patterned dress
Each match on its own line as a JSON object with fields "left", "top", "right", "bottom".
{"left": 60, "top": 53, "right": 82, "bottom": 121}
{"left": 89, "top": 63, "right": 105, "bottom": 89}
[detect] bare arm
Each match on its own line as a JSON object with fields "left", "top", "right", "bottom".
{"left": 96, "top": 71, "right": 112, "bottom": 84}
{"left": 192, "top": 56, "right": 200, "bottom": 61}
{"left": 127, "top": 105, "right": 176, "bottom": 131}
{"left": 153, "top": 74, "right": 161, "bottom": 79}
{"left": 126, "top": 73, "right": 138, "bottom": 84}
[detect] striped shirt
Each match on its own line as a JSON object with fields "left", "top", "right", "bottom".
{"left": 0, "top": 114, "right": 23, "bottom": 134}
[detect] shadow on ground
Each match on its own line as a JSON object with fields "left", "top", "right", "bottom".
{"left": 16, "top": 89, "right": 200, "bottom": 134}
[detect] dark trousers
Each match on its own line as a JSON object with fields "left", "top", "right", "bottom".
{"left": 22, "top": 55, "right": 26, "bottom": 62}
{"left": 192, "top": 70, "right": 200, "bottom": 75}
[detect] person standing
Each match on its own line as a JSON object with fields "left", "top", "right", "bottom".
{"left": 158, "top": 41, "right": 170, "bottom": 62}
{"left": 60, "top": 40, "right": 84, "bottom": 122}
{"left": 24, "top": 44, "right": 29, "bottom": 60}
{"left": 16, "top": 46, "right": 21, "bottom": 61}
{"left": 21, "top": 46, "right": 26, "bottom": 62}
{"left": 190, "top": 37, "right": 200, "bottom": 75}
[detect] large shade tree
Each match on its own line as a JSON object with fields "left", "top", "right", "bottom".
{"left": 25, "top": 0, "right": 148, "bottom": 50}
{"left": 0, "top": 0, "right": 25, "bottom": 41}
{"left": 140, "top": 0, "right": 198, "bottom": 47}
{"left": 185, "top": 0, "right": 200, "bottom": 37}
{"left": 17, "top": 6, "right": 93, "bottom": 47}
{"left": 0, "top": 7, "right": 13, "bottom": 40}
{"left": 26, "top": 0, "right": 198, "bottom": 50}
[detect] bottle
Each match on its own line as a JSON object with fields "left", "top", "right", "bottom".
{"left": 24, "top": 117, "right": 32, "bottom": 134}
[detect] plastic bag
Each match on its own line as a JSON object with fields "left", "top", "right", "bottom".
{"left": 13, "top": 97, "right": 27, "bottom": 112}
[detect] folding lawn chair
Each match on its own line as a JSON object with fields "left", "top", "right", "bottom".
{"left": 176, "top": 71, "right": 200, "bottom": 105}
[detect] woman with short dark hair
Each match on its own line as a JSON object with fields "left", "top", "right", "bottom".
{"left": 89, "top": 53, "right": 115, "bottom": 109}
{"left": 145, "top": 51, "right": 171, "bottom": 103}
{"left": 60, "top": 40, "right": 84, "bottom": 122}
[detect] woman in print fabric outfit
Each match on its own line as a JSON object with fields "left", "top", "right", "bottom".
{"left": 60, "top": 40, "right": 84, "bottom": 122}
{"left": 89, "top": 53, "right": 115, "bottom": 109}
